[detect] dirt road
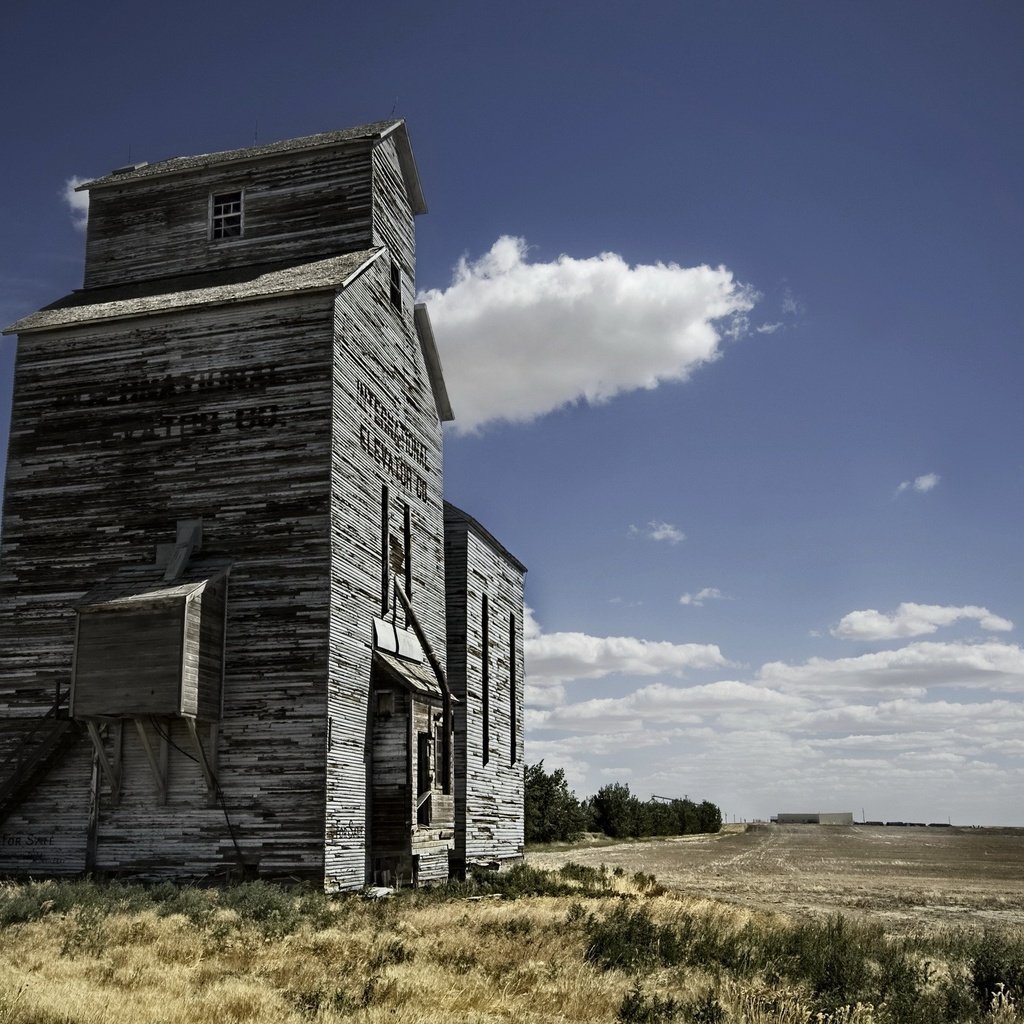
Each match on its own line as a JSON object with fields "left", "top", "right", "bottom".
{"left": 526, "top": 823, "right": 1024, "bottom": 931}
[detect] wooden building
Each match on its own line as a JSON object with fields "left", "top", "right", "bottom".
{"left": 0, "top": 120, "right": 526, "bottom": 889}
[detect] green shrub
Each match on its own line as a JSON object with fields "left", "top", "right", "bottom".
{"left": 785, "top": 914, "right": 878, "bottom": 1008}
{"left": 969, "top": 929, "right": 1024, "bottom": 1011}
{"left": 617, "top": 982, "right": 683, "bottom": 1022}
{"left": 219, "top": 880, "right": 302, "bottom": 936}
{"left": 585, "top": 904, "right": 683, "bottom": 974}
{"left": 469, "top": 862, "right": 578, "bottom": 898}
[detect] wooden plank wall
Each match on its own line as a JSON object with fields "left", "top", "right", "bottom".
{"left": 196, "top": 579, "right": 226, "bottom": 721}
{"left": 1, "top": 127, "right": 444, "bottom": 887}
{"left": 73, "top": 606, "right": 184, "bottom": 717}
{"left": 0, "top": 294, "right": 337, "bottom": 878}
{"left": 325, "top": 215, "right": 447, "bottom": 889}
{"left": 371, "top": 137, "right": 417, "bottom": 317}
{"left": 370, "top": 685, "right": 410, "bottom": 855}
{"left": 445, "top": 526, "right": 526, "bottom": 866}
{"left": 83, "top": 142, "right": 376, "bottom": 288}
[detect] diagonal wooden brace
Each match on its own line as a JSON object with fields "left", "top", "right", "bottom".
{"left": 85, "top": 721, "right": 121, "bottom": 804}
{"left": 135, "top": 719, "right": 168, "bottom": 805}
{"left": 185, "top": 718, "right": 218, "bottom": 804}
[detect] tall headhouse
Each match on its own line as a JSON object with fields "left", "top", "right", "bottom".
{"left": 0, "top": 120, "right": 526, "bottom": 888}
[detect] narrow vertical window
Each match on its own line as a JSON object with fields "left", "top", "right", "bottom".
{"left": 417, "top": 732, "right": 432, "bottom": 825}
{"left": 210, "top": 191, "right": 243, "bottom": 239}
{"left": 403, "top": 503, "right": 412, "bottom": 597}
{"left": 389, "top": 260, "right": 402, "bottom": 311}
{"left": 380, "top": 484, "right": 390, "bottom": 615}
{"left": 509, "top": 611, "right": 517, "bottom": 765}
{"left": 481, "top": 593, "right": 490, "bottom": 765}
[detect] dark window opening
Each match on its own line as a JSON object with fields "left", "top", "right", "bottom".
{"left": 211, "top": 191, "right": 243, "bottom": 239}
{"left": 433, "top": 715, "right": 444, "bottom": 794}
{"left": 403, "top": 503, "right": 413, "bottom": 597}
{"left": 376, "top": 691, "right": 394, "bottom": 717}
{"left": 509, "top": 612, "right": 518, "bottom": 765}
{"left": 380, "top": 485, "right": 390, "bottom": 615}
{"left": 389, "top": 261, "right": 403, "bottom": 311}
{"left": 417, "top": 731, "right": 432, "bottom": 825}
{"left": 482, "top": 593, "right": 490, "bottom": 765}
{"left": 389, "top": 533, "right": 405, "bottom": 577}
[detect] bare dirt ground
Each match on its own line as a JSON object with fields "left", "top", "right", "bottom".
{"left": 526, "top": 823, "right": 1024, "bottom": 932}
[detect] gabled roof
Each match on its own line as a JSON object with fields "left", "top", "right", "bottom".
{"left": 4, "top": 249, "right": 384, "bottom": 335}
{"left": 443, "top": 502, "right": 528, "bottom": 574}
{"left": 79, "top": 119, "right": 427, "bottom": 215}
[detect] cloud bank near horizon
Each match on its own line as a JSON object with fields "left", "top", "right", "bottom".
{"left": 523, "top": 608, "right": 1024, "bottom": 822}
{"left": 421, "top": 236, "right": 756, "bottom": 432}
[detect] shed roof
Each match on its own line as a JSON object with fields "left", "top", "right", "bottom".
{"left": 79, "top": 119, "right": 426, "bottom": 214}
{"left": 4, "top": 249, "right": 383, "bottom": 335}
{"left": 373, "top": 650, "right": 445, "bottom": 704}
{"left": 77, "top": 559, "right": 232, "bottom": 612}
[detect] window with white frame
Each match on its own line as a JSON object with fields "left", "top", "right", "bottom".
{"left": 210, "top": 191, "right": 243, "bottom": 239}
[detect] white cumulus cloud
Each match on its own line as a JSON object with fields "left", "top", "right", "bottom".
{"left": 896, "top": 473, "right": 940, "bottom": 495}
{"left": 629, "top": 520, "right": 685, "bottom": 545}
{"left": 421, "top": 236, "right": 756, "bottom": 431}
{"left": 680, "top": 587, "right": 724, "bottom": 607}
{"left": 523, "top": 608, "right": 730, "bottom": 708}
{"left": 63, "top": 176, "right": 90, "bottom": 231}
{"left": 527, "top": 629, "right": 730, "bottom": 687}
{"left": 832, "top": 602, "right": 1013, "bottom": 641}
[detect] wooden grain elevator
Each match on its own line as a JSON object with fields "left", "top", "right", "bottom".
{"left": 0, "top": 120, "right": 525, "bottom": 888}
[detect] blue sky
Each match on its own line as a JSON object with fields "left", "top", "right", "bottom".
{"left": 3, "top": 1, "right": 1023, "bottom": 824}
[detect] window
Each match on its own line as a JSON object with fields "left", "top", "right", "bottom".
{"left": 210, "top": 191, "right": 243, "bottom": 239}
{"left": 389, "top": 260, "right": 402, "bottom": 311}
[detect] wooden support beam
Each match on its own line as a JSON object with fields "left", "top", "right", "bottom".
{"left": 393, "top": 584, "right": 453, "bottom": 795}
{"left": 85, "top": 721, "right": 121, "bottom": 804}
{"left": 185, "top": 718, "right": 217, "bottom": 803}
{"left": 135, "top": 719, "right": 168, "bottom": 804}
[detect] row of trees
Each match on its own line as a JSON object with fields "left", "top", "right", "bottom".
{"left": 525, "top": 762, "right": 722, "bottom": 844}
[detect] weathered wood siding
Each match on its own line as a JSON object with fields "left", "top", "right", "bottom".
{"left": 325, "top": 246, "right": 447, "bottom": 890}
{"left": 83, "top": 142, "right": 376, "bottom": 288}
{"left": 370, "top": 685, "right": 410, "bottom": 856}
{"left": 372, "top": 136, "right": 417, "bottom": 320}
{"left": 444, "top": 515, "right": 526, "bottom": 866}
{"left": 196, "top": 578, "right": 227, "bottom": 721}
{"left": 73, "top": 603, "right": 185, "bottom": 718}
{"left": 0, "top": 294, "right": 336, "bottom": 877}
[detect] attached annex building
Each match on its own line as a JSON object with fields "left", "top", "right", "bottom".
{"left": 0, "top": 120, "right": 526, "bottom": 889}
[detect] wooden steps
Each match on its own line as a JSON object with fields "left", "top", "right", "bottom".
{"left": 0, "top": 711, "right": 81, "bottom": 826}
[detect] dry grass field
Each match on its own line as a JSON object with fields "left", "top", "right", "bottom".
{"left": 0, "top": 826, "right": 1021, "bottom": 1024}
{"left": 527, "top": 823, "right": 1024, "bottom": 933}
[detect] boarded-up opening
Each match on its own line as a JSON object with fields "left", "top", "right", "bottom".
{"left": 71, "top": 563, "right": 230, "bottom": 720}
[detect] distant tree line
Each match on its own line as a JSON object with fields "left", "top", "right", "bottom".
{"left": 525, "top": 762, "right": 722, "bottom": 845}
